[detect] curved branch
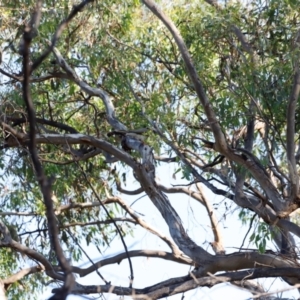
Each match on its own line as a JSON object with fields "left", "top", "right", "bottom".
{"left": 142, "top": 0, "right": 227, "bottom": 152}
{"left": 116, "top": 180, "right": 144, "bottom": 195}
{"left": 53, "top": 267, "right": 300, "bottom": 298}
{"left": 70, "top": 249, "right": 192, "bottom": 277}
{"left": 142, "top": 0, "right": 286, "bottom": 216}
{"left": 52, "top": 47, "right": 127, "bottom": 131}
{"left": 22, "top": 4, "right": 74, "bottom": 297}
{"left": 8, "top": 116, "right": 79, "bottom": 133}
{"left": 112, "top": 196, "right": 183, "bottom": 255}
{"left": 1, "top": 129, "right": 137, "bottom": 168}
{"left": 0, "top": 220, "right": 62, "bottom": 281}
{"left": 207, "top": 251, "right": 298, "bottom": 275}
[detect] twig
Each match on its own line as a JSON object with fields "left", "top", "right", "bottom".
{"left": 65, "top": 227, "right": 110, "bottom": 285}
{"left": 76, "top": 163, "right": 134, "bottom": 288}
{"left": 239, "top": 213, "right": 257, "bottom": 251}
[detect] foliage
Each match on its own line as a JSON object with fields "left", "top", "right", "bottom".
{"left": 0, "top": 0, "right": 300, "bottom": 299}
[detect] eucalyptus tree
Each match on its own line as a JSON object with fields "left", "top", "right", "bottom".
{"left": 0, "top": 0, "right": 300, "bottom": 299}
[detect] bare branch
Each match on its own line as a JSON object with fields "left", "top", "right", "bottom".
{"left": 116, "top": 180, "right": 144, "bottom": 195}
{"left": 196, "top": 183, "right": 225, "bottom": 254}
{"left": 53, "top": 267, "right": 300, "bottom": 298}
{"left": 0, "top": 212, "right": 39, "bottom": 217}
{"left": 112, "top": 195, "right": 183, "bottom": 255}
{"left": 4, "top": 266, "right": 43, "bottom": 287}
{"left": 21, "top": 3, "right": 74, "bottom": 297}
{"left": 9, "top": 116, "right": 79, "bottom": 133}
{"left": 71, "top": 249, "right": 192, "bottom": 277}
{"left": 142, "top": 0, "right": 228, "bottom": 152}
{"left": 52, "top": 47, "right": 127, "bottom": 131}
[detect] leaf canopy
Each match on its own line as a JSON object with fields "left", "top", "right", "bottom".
{"left": 0, "top": 0, "right": 300, "bottom": 299}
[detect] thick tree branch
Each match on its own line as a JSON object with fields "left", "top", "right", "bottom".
{"left": 142, "top": 0, "right": 289, "bottom": 215}
{"left": 21, "top": 3, "right": 74, "bottom": 298}
{"left": 53, "top": 267, "right": 300, "bottom": 299}
{"left": 1, "top": 129, "right": 136, "bottom": 168}
{"left": 142, "top": 0, "right": 227, "bottom": 153}
{"left": 70, "top": 249, "right": 192, "bottom": 277}
{"left": 8, "top": 116, "right": 79, "bottom": 133}
{"left": 158, "top": 182, "right": 225, "bottom": 254}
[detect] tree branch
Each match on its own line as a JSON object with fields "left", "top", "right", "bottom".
{"left": 53, "top": 267, "right": 300, "bottom": 298}
{"left": 21, "top": 3, "right": 74, "bottom": 298}
{"left": 3, "top": 266, "right": 43, "bottom": 288}
{"left": 142, "top": 0, "right": 228, "bottom": 153}
{"left": 111, "top": 195, "right": 183, "bottom": 255}
{"left": 0, "top": 220, "right": 62, "bottom": 281}
{"left": 70, "top": 249, "right": 192, "bottom": 278}
{"left": 30, "top": 0, "right": 95, "bottom": 73}
{"left": 196, "top": 183, "right": 225, "bottom": 254}
{"left": 52, "top": 47, "right": 127, "bottom": 131}
{"left": 116, "top": 180, "right": 144, "bottom": 195}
